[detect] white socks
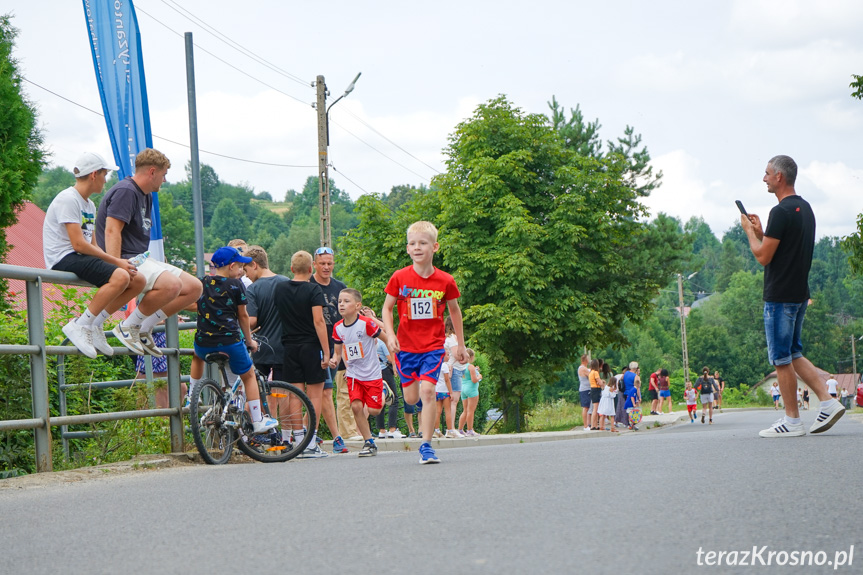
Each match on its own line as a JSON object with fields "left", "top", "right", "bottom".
{"left": 247, "top": 399, "right": 263, "bottom": 423}
{"left": 140, "top": 310, "right": 168, "bottom": 333}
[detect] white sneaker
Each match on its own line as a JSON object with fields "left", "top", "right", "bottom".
{"left": 89, "top": 324, "right": 114, "bottom": 356}
{"left": 251, "top": 417, "right": 278, "bottom": 434}
{"left": 138, "top": 330, "right": 163, "bottom": 357}
{"left": 347, "top": 435, "right": 363, "bottom": 441}
{"left": 63, "top": 320, "right": 97, "bottom": 359}
{"left": 759, "top": 418, "right": 805, "bottom": 438}
{"left": 112, "top": 323, "right": 145, "bottom": 355}
{"left": 444, "top": 429, "right": 460, "bottom": 438}
{"left": 387, "top": 429, "right": 405, "bottom": 439}
{"left": 810, "top": 401, "right": 845, "bottom": 434}
{"left": 297, "top": 444, "right": 329, "bottom": 459}
{"left": 433, "top": 429, "right": 443, "bottom": 438}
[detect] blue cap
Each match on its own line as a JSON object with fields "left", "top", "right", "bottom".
{"left": 211, "top": 246, "right": 252, "bottom": 268}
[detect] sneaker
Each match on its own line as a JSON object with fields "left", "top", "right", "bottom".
{"left": 759, "top": 418, "right": 805, "bottom": 438}
{"left": 332, "top": 436, "right": 349, "bottom": 454}
{"left": 378, "top": 430, "right": 387, "bottom": 439}
{"left": 138, "top": 330, "right": 164, "bottom": 357}
{"left": 298, "top": 444, "right": 329, "bottom": 459}
{"left": 701, "top": 414, "right": 705, "bottom": 424}
{"left": 382, "top": 383, "right": 394, "bottom": 407}
{"left": 358, "top": 440, "right": 378, "bottom": 457}
{"left": 433, "top": 429, "right": 444, "bottom": 438}
{"left": 90, "top": 325, "right": 114, "bottom": 356}
{"left": 810, "top": 401, "right": 845, "bottom": 434}
{"left": 387, "top": 429, "right": 405, "bottom": 439}
{"left": 583, "top": 426, "right": 591, "bottom": 431}
{"left": 251, "top": 416, "right": 278, "bottom": 434}
{"left": 316, "top": 435, "right": 323, "bottom": 446}
{"left": 418, "top": 442, "right": 439, "bottom": 464}
{"left": 63, "top": 320, "right": 97, "bottom": 359}
{"left": 444, "top": 429, "right": 460, "bottom": 438}
{"left": 112, "top": 323, "right": 145, "bottom": 354}
{"left": 347, "top": 435, "right": 363, "bottom": 441}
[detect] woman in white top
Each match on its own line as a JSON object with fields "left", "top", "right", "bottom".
{"left": 770, "top": 382, "right": 781, "bottom": 410}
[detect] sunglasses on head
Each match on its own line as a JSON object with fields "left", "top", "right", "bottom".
{"left": 314, "top": 247, "right": 334, "bottom": 256}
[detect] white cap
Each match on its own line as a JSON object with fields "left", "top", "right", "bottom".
{"left": 72, "top": 152, "right": 119, "bottom": 179}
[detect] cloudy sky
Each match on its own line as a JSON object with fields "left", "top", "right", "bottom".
{"left": 7, "top": 0, "right": 863, "bottom": 239}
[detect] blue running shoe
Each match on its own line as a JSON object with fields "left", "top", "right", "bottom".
{"left": 332, "top": 436, "right": 349, "bottom": 454}
{"left": 418, "top": 442, "right": 439, "bottom": 464}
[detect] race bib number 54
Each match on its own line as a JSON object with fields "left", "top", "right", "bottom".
{"left": 345, "top": 342, "right": 365, "bottom": 359}
{"left": 407, "top": 297, "right": 437, "bottom": 320}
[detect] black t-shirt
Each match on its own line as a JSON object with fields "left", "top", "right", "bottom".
{"left": 95, "top": 177, "right": 153, "bottom": 258}
{"left": 763, "top": 195, "right": 815, "bottom": 303}
{"left": 310, "top": 275, "right": 346, "bottom": 343}
{"left": 246, "top": 274, "right": 291, "bottom": 364}
{"left": 275, "top": 280, "right": 326, "bottom": 346}
{"left": 195, "top": 276, "right": 247, "bottom": 347}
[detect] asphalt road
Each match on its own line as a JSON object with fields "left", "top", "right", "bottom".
{"left": 1, "top": 409, "right": 861, "bottom": 575}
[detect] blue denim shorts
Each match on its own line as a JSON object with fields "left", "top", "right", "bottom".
{"left": 449, "top": 367, "right": 463, "bottom": 392}
{"left": 764, "top": 301, "right": 807, "bottom": 366}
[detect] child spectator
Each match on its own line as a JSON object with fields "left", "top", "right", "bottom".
{"left": 434, "top": 352, "right": 453, "bottom": 438}
{"left": 43, "top": 152, "right": 146, "bottom": 358}
{"left": 597, "top": 378, "right": 618, "bottom": 432}
{"left": 684, "top": 382, "right": 697, "bottom": 423}
{"left": 444, "top": 316, "right": 466, "bottom": 437}
{"left": 330, "top": 289, "right": 390, "bottom": 457}
{"left": 274, "top": 250, "right": 332, "bottom": 458}
{"left": 189, "top": 246, "right": 277, "bottom": 434}
{"left": 457, "top": 348, "right": 481, "bottom": 436}
{"left": 382, "top": 221, "right": 467, "bottom": 464}
{"left": 770, "top": 382, "right": 781, "bottom": 410}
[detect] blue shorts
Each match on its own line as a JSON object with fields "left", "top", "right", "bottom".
{"left": 194, "top": 341, "right": 253, "bottom": 376}
{"left": 579, "top": 390, "right": 591, "bottom": 408}
{"left": 396, "top": 349, "right": 444, "bottom": 387}
{"left": 450, "top": 368, "right": 464, "bottom": 392}
{"left": 764, "top": 301, "right": 806, "bottom": 366}
{"left": 773, "top": 395, "right": 781, "bottom": 401}
{"left": 435, "top": 391, "right": 450, "bottom": 401}
{"left": 659, "top": 390, "right": 671, "bottom": 398}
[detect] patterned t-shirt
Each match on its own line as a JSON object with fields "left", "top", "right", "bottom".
{"left": 333, "top": 314, "right": 383, "bottom": 381}
{"left": 384, "top": 265, "right": 460, "bottom": 353}
{"left": 195, "top": 276, "right": 247, "bottom": 347}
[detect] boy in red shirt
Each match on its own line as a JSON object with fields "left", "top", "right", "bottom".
{"left": 382, "top": 221, "right": 468, "bottom": 464}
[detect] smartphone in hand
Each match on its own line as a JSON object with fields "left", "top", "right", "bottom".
{"left": 735, "top": 200, "right": 748, "bottom": 216}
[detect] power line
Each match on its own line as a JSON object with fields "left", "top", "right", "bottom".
{"left": 329, "top": 163, "right": 372, "bottom": 196}
{"left": 22, "top": 77, "right": 315, "bottom": 169}
{"left": 330, "top": 119, "right": 430, "bottom": 182}
{"left": 153, "top": 0, "right": 310, "bottom": 88}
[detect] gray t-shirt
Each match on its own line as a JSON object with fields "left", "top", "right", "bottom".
{"left": 577, "top": 365, "right": 591, "bottom": 392}
{"left": 246, "top": 274, "right": 290, "bottom": 365}
{"left": 95, "top": 177, "right": 152, "bottom": 258}
{"left": 43, "top": 187, "right": 96, "bottom": 268}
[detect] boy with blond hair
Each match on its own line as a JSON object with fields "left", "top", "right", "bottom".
{"left": 382, "top": 221, "right": 468, "bottom": 464}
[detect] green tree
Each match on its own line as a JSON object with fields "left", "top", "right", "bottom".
{"left": 158, "top": 192, "right": 195, "bottom": 270}
{"left": 30, "top": 166, "right": 73, "bottom": 211}
{"left": 249, "top": 209, "right": 287, "bottom": 251}
{"left": 851, "top": 74, "right": 863, "bottom": 100}
{"left": 0, "top": 15, "right": 45, "bottom": 271}
{"left": 206, "top": 197, "right": 251, "bottom": 249}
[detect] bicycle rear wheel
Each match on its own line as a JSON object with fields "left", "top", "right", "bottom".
{"left": 236, "top": 381, "right": 315, "bottom": 463}
{"left": 190, "top": 378, "right": 235, "bottom": 465}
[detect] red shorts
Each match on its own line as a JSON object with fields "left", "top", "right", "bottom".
{"left": 687, "top": 404, "right": 697, "bottom": 414}
{"left": 347, "top": 376, "right": 384, "bottom": 410}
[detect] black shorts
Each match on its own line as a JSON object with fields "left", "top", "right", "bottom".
{"left": 53, "top": 252, "right": 118, "bottom": 287}
{"left": 283, "top": 342, "right": 326, "bottom": 385}
{"left": 647, "top": 389, "right": 658, "bottom": 401}
{"left": 590, "top": 387, "right": 602, "bottom": 404}
{"left": 254, "top": 362, "right": 284, "bottom": 382}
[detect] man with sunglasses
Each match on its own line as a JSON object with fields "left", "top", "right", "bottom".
{"left": 310, "top": 246, "right": 362, "bottom": 443}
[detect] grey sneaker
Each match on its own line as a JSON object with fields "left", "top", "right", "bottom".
{"left": 63, "top": 319, "right": 97, "bottom": 359}
{"left": 358, "top": 440, "right": 378, "bottom": 457}
{"left": 90, "top": 325, "right": 114, "bottom": 356}
{"left": 138, "top": 330, "right": 164, "bottom": 357}
{"left": 297, "top": 444, "right": 329, "bottom": 459}
{"left": 112, "top": 323, "right": 145, "bottom": 355}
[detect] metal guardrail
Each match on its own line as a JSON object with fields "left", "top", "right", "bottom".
{"left": 0, "top": 263, "right": 192, "bottom": 472}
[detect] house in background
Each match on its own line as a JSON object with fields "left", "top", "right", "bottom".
{"left": 756, "top": 368, "right": 859, "bottom": 410}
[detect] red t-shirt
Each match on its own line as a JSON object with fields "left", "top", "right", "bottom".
{"left": 384, "top": 265, "right": 460, "bottom": 353}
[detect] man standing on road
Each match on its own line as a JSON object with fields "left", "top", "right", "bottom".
{"left": 741, "top": 155, "right": 845, "bottom": 437}
{"left": 95, "top": 148, "right": 202, "bottom": 356}
{"left": 310, "top": 246, "right": 361, "bottom": 442}
{"left": 577, "top": 355, "right": 592, "bottom": 431}
{"left": 242, "top": 246, "right": 289, "bottom": 381}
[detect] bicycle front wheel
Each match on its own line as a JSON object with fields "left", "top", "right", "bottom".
{"left": 236, "top": 382, "right": 315, "bottom": 463}
{"left": 190, "top": 378, "right": 235, "bottom": 465}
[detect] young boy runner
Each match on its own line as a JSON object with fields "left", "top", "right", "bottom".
{"left": 189, "top": 246, "right": 277, "bottom": 434}
{"left": 43, "top": 152, "right": 146, "bottom": 358}
{"left": 329, "top": 289, "right": 390, "bottom": 457}
{"left": 382, "top": 221, "right": 468, "bottom": 464}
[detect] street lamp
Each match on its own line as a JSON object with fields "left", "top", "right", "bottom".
{"left": 678, "top": 271, "right": 698, "bottom": 383}
{"left": 315, "top": 72, "right": 362, "bottom": 248}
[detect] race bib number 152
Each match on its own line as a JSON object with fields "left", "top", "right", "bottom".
{"left": 407, "top": 297, "right": 437, "bottom": 320}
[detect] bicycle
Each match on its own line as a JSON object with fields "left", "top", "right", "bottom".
{"left": 189, "top": 343, "right": 315, "bottom": 464}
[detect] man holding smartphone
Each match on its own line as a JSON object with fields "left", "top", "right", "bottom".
{"left": 740, "top": 155, "right": 844, "bottom": 437}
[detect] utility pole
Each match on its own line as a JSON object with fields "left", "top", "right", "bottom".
{"left": 678, "top": 273, "right": 691, "bottom": 383}
{"left": 315, "top": 75, "right": 331, "bottom": 248}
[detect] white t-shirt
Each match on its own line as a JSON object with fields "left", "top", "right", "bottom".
{"left": 684, "top": 389, "right": 697, "bottom": 405}
{"left": 444, "top": 334, "right": 467, "bottom": 370}
{"left": 43, "top": 186, "right": 96, "bottom": 269}
{"left": 826, "top": 378, "right": 838, "bottom": 394}
{"left": 435, "top": 362, "right": 451, "bottom": 393}
{"left": 770, "top": 384, "right": 780, "bottom": 396}
{"left": 332, "top": 315, "right": 383, "bottom": 381}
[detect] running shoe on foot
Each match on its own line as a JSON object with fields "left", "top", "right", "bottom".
{"left": 810, "top": 401, "right": 845, "bottom": 434}
{"left": 759, "top": 418, "right": 805, "bottom": 438}
{"left": 433, "top": 429, "right": 443, "bottom": 438}
{"left": 418, "top": 442, "right": 439, "bottom": 464}
{"left": 63, "top": 320, "right": 98, "bottom": 359}
{"left": 358, "top": 440, "right": 378, "bottom": 457}
{"left": 388, "top": 429, "right": 405, "bottom": 439}
{"left": 138, "top": 330, "right": 164, "bottom": 357}
{"left": 251, "top": 416, "right": 279, "bottom": 434}
{"left": 701, "top": 414, "right": 705, "bottom": 424}
{"left": 298, "top": 444, "right": 329, "bottom": 458}
{"left": 444, "top": 429, "right": 460, "bottom": 438}
{"left": 332, "top": 436, "right": 349, "bottom": 453}
{"left": 408, "top": 432, "right": 417, "bottom": 438}
{"left": 112, "top": 323, "right": 145, "bottom": 354}
{"left": 90, "top": 325, "right": 114, "bottom": 356}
